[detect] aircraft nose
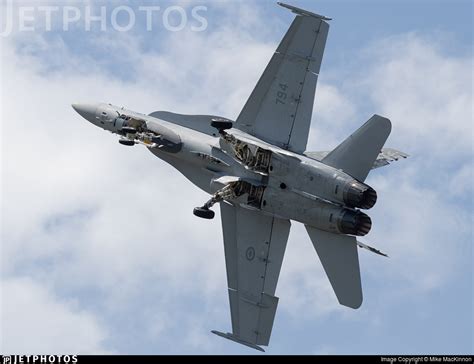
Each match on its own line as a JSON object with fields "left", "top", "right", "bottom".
{"left": 72, "top": 103, "right": 98, "bottom": 122}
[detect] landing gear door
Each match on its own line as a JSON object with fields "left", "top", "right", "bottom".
{"left": 218, "top": 137, "right": 235, "bottom": 157}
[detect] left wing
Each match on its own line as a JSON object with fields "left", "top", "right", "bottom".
{"left": 234, "top": 3, "right": 330, "bottom": 153}
{"left": 213, "top": 202, "right": 291, "bottom": 351}
{"left": 305, "top": 148, "right": 409, "bottom": 171}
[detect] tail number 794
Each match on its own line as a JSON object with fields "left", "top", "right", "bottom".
{"left": 275, "top": 83, "right": 288, "bottom": 104}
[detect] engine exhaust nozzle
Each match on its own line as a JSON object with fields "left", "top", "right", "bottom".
{"left": 343, "top": 182, "right": 377, "bottom": 209}
{"left": 339, "top": 210, "right": 372, "bottom": 236}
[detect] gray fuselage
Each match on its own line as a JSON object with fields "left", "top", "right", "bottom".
{"left": 73, "top": 103, "right": 376, "bottom": 237}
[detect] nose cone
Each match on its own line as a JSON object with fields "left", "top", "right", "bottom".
{"left": 72, "top": 103, "right": 98, "bottom": 122}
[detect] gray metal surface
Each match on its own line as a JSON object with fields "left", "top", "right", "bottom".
{"left": 277, "top": 2, "right": 332, "bottom": 20}
{"left": 305, "top": 226, "right": 363, "bottom": 309}
{"left": 220, "top": 202, "right": 290, "bottom": 346}
{"left": 235, "top": 13, "right": 329, "bottom": 153}
{"left": 305, "top": 148, "right": 408, "bottom": 170}
{"left": 322, "top": 115, "right": 392, "bottom": 182}
{"left": 149, "top": 111, "right": 230, "bottom": 138}
{"left": 371, "top": 148, "right": 409, "bottom": 169}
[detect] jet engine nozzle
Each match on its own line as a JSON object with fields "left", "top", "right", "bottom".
{"left": 339, "top": 210, "right": 372, "bottom": 236}
{"left": 343, "top": 182, "right": 377, "bottom": 209}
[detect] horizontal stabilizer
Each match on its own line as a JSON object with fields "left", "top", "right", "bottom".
{"left": 322, "top": 115, "right": 392, "bottom": 182}
{"left": 305, "top": 226, "right": 363, "bottom": 309}
{"left": 305, "top": 148, "right": 408, "bottom": 171}
{"left": 371, "top": 148, "right": 409, "bottom": 169}
{"left": 357, "top": 241, "right": 388, "bottom": 257}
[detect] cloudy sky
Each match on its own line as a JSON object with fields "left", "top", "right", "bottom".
{"left": 1, "top": 0, "right": 472, "bottom": 355}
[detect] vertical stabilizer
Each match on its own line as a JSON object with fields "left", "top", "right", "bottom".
{"left": 322, "top": 115, "right": 392, "bottom": 182}
{"left": 305, "top": 226, "right": 363, "bottom": 309}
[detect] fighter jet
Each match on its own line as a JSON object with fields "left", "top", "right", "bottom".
{"left": 73, "top": 2, "right": 407, "bottom": 352}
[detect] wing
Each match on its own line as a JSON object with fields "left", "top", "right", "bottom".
{"left": 213, "top": 202, "right": 291, "bottom": 351}
{"left": 305, "top": 148, "right": 409, "bottom": 171}
{"left": 234, "top": 5, "right": 330, "bottom": 154}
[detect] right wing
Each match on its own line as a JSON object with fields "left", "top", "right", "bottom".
{"left": 305, "top": 148, "right": 409, "bottom": 171}
{"left": 234, "top": 4, "right": 330, "bottom": 154}
{"left": 213, "top": 202, "right": 291, "bottom": 351}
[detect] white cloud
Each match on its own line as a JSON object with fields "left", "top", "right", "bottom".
{"left": 350, "top": 34, "right": 473, "bottom": 299}
{"left": 360, "top": 32, "right": 472, "bottom": 158}
{"left": 308, "top": 83, "right": 358, "bottom": 150}
{"left": 0, "top": 5, "right": 472, "bottom": 354}
{"left": 368, "top": 166, "right": 471, "bottom": 291}
{"left": 278, "top": 224, "right": 347, "bottom": 319}
{"left": 1, "top": 277, "right": 110, "bottom": 354}
{"left": 0, "top": 10, "right": 276, "bottom": 353}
